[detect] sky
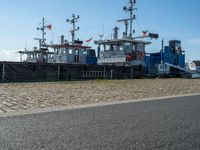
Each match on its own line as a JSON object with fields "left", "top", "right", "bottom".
{"left": 0, "top": 0, "right": 199, "bottom": 61}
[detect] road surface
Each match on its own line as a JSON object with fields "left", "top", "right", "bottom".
{"left": 0, "top": 95, "right": 200, "bottom": 150}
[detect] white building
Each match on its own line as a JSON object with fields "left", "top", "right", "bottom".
{"left": 188, "top": 61, "right": 200, "bottom": 73}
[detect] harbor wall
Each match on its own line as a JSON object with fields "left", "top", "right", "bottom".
{"left": 0, "top": 62, "right": 142, "bottom": 82}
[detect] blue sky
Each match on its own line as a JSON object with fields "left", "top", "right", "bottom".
{"left": 0, "top": 0, "right": 199, "bottom": 61}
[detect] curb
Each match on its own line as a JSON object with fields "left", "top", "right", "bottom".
{"left": 0, "top": 93, "right": 200, "bottom": 118}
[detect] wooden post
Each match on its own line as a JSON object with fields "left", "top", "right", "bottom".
{"left": 57, "top": 64, "right": 60, "bottom": 80}
{"left": 2, "top": 62, "right": 5, "bottom": 81}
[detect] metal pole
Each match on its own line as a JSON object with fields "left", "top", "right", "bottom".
{"left": 125, "top": 20, "right": 128, "bottom": 38}
{"left": 129, "top": 0, "right": 133, "bottom": 38}
{"left": 161, "top": 38, "right": 164, "bottom": 52}
{"left": 72, "top": 19, "right": 75, "bottom": 43}
{"left": 39, "top": 39, "right": 42, "bottom": 50}
{"left": 42, "top": 17, "right": 47, "bottom": 46}
{"left": 42, "top": 18, "right": 44, "bottom": 43}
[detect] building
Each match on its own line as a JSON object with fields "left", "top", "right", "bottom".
{"left": 188, "top": 61, "right": 200, "bottom": 73}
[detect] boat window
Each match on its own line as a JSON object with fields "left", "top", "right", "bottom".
{"left": 110, "top": 45, "right": 114, "bottom": 51}
{"left": 119, "top": 46, "right": 123, "bottom": 51}
{"left": 132, "top": 45, "right": 136, "bottom": 51}
{"left": 68, "top": 49, "right": 73, "bottom": 54}
{"left": 103, "top": 45, "right": 106, "bottom": 51}
{"left": 111, "top": 45, "right": 119, "bottom": 51}
{"left": 75, "top": 49, "right": 79, "bottom": 55}
{"left": 83, "top": 50, "right": 87, "bottom": 55}
{"left": 103, "top": 45, "right": 109, "bottom": 51}
{"left": 60, "top": 48, "right": 65, "bottom": 54}
{"left": 125, "top": 42, "right": 129, "bottom": 46}
{"left": 137, "top": 44, "right": 145, "bottom": 51}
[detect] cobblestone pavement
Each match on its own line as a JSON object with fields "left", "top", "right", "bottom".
{"left": 0, "top": 79, "right": 200, "bottom": 114}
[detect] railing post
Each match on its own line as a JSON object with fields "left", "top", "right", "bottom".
{"left": 103, "top": 66, "right": 106, "bottom": 79}
{"left": 2, "top": 62, "right": 6, "bottom": 81}
{"left": 57, "top": 64, "right": 60, "bottom": 80}
{"left": 131, "top": 67, "right": 133, "bottom": 79}
{"left": 111, "top": 69, "right": 113, "bottom": 79}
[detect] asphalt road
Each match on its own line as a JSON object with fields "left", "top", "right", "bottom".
{"left": 0, "top": 95, "right": 200, "bottom": 150}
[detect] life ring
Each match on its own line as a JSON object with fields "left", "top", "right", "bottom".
{"left": 139, "top": 52, "right": 145, "bottom": 58}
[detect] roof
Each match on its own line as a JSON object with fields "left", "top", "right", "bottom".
{"left": 48, "top": 43, "right": 91, "bottom": 49}
{"left": 193, "top": 61, "right": 200, "bottom": 66}
{"left": 19, "top": 50, "right": 54, "bottom": 55}
{"left": 94, "top": 38, "right": 151, "bottom": 45}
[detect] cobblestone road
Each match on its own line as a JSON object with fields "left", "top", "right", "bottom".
{"left": 0, "top": 79, "right": 200, "bottom": 114}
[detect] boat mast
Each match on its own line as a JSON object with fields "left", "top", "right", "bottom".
{"left": 67, "top": 14, "right": 80, "bottom": 43}
{"left": 42, "top": 17, "right": 46, "bottom": 46}
{"left": 123, "top": 0, "right": 136, "bottom": 39}
{"left": 117, "top": 0, "right": 136, "bottom": 39}
{"left": 36, "top": 17, "right": 47, "bottom": 49}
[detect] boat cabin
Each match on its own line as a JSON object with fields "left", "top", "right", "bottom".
{"left": 95, "top": 38, "right": 151, "bottom": 66}
{"left": 48, "top": 41, "right": 97, "bottom": 64}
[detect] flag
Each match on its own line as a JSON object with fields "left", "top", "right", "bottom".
{"left": 142, "top": 30, "right": 148, "bottom": 37}
{"left": 47, "top": 24, "right": 52, "bottom": 30}
{"left": 85, "top": 37, "right": 93, "bottom": 43}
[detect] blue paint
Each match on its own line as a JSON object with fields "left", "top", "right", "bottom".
{"left": 145, "top": 40, "right": 186, "bottom": 70}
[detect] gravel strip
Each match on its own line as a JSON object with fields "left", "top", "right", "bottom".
{"left": 0, "top": 79, "right": 200, "bottom": 113}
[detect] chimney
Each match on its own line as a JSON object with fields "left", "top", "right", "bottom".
{"left": 113, "top": 27, "right": 119, "bottom": 40}
{"left": 61, "top": 35, "right": 65, "bottom": 44}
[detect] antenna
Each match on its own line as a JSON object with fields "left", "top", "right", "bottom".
{"left": 99, "top": 34, "right": 104, "bottom": 40}
{"left": 161, "top": 38, "right": 164, "bottom": 52}
{"left": 66, "top": 14, "right": 80, "bottom": 43}
{"left": 98, "top": 23, "right": 104, "bottom": 40}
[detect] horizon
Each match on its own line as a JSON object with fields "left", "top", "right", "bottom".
{"left": 0, "top": 0, "right": 199, "bottom": 61}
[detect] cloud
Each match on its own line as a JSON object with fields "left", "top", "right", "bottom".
{"left": 0, "top": 49, "right": 20, "bottom": 62}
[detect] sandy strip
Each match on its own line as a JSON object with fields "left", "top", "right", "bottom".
{"left": 0, "top": 79, "right": 200, "bottom": 114}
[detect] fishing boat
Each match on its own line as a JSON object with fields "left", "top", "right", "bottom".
{"left": 94, "top": 0, "right": 158, "bottom": 66}
{"left": 19, "top": 15, "right": 97, "bottom": 65}
{"left": 19, "top": 18, "right": 54, "bottom": 63}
